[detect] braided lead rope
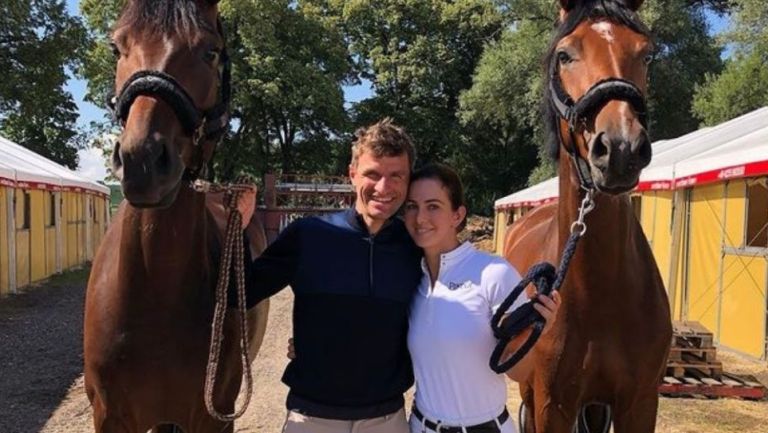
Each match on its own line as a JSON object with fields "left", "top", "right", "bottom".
{"left": 201, "top": 177, "right": 254, "bottom": 422}
{"left": 489, "top": 190, "right": 595, "bottom": 373}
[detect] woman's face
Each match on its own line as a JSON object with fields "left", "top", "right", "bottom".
{"left": 404, "top": 178, "right": 466, "bottom": 253}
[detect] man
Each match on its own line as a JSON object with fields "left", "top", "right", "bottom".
{"left": 237, "top": 118, "right": 422, "bottom": 433}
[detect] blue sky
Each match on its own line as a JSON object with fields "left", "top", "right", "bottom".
{"left": 63, "top": 0, "right": 730, "bottom": 180}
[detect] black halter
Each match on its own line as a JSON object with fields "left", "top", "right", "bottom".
{"left": 107, "top": 21, "right": 232, "bottom": 177}
{"left": 548, "top": 55, "right": 648, "bottom": 190}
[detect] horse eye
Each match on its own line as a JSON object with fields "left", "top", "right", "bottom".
{"left": 557, "top": 51, "right": 573, "bottom": 64}
{"left": 109, "top": 42, "right": 121, "bottom": 58}
{"left": 644, "top": 54, "right": 654, "bottom": 65}
{"left": 203, "top": 49, "right": 220, "bottom": 65}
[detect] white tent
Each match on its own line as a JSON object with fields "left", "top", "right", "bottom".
{"left": 0, "top": 136, "right": 108, "bottom": 195}
{"left": 1, "top": 135, "right": 110, "bottom": 295}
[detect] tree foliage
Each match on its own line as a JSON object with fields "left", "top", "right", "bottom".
{"left": 641, "top": 0, "right": 723, "bottom": 139}
{"left": 693, "top": 0, "right": 768, "bottom": 125}
{"left": 76, "top": 0, "right": 747, "bottom": 214}
{"left": 335, "top": 0, "right": 505, "bottom": 164}
{"left": 0, "top": 0, "right": 88, "bottom": 168}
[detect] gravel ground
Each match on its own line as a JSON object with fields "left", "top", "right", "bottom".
{"left": 0, "top": 268, "right": 295, "bottom": 433}
{"left": 0, "top": 267, "right": 766, "bottom": 433}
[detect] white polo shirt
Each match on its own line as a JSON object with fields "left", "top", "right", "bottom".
{"left": 407, "top": 242, "right": 525, "bottom": 427}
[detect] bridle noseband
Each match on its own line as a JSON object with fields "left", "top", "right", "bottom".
{"left": 548, "top": 53, "right": 648, "bottom": 190}
{"left": 107, "top": 21, "right": 232, "bottom": 179}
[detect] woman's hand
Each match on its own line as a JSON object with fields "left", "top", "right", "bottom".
{"left": 532, "top": 290, "right": 561, "bottom": 336}
{"left": 503, "top": 290, "right": 562, "bottom": 382}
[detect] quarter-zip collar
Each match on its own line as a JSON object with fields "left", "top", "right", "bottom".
{"left": 337, "top": 208, "right": 395, "bottom": 236}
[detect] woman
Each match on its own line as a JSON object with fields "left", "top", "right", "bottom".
{"left": 403, "top": 163, "right": 560, "bottom": 433}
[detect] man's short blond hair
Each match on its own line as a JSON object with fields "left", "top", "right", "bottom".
{"left": 350, "top": 118, "right": 415, "bottom": 168}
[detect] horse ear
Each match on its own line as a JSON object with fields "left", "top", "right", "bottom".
{"left": 621, "top": 0, "right": 645, "bottom": 11}
{"left": 559, "top": 0, "right": 577, "bottom": 11}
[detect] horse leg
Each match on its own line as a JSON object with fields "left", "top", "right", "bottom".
{"left": 612, "top": 391, "right": 659, "bottom": 433}
{"left": 519, "top": 383, "right": 536, "bottom": 433}
{"left": 151, "top": 425, "right": 183, "bottom": 433}
{"left": 189, "top": 417, "right": 233, "bottom": 433}
{"left": 92, "top": 405, "right": 137, "bottom": 433}
{"left": 530, "top": 386, "right": 580, "bottom": 433}
{"left": 576, "top": 403, "right": 612, "bottom": 433}
{"left": 90, "top": 388, "right": 138, "bottom": 433}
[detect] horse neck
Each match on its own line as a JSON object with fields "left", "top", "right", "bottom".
{"left": 121, "top": 186, "right": 211, "bottom": 280}
{"left": 557, "top": 156, "right": 636, "bottom": 280}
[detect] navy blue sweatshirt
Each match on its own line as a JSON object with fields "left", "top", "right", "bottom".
{"left": 242, "top": 209, "right": 422, "bottom": 419}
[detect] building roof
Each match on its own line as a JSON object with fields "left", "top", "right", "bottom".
{"left": 0, "top": 136, "right": 109, "bottom": 195}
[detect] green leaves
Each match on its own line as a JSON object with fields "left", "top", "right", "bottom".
{"left": 71, "top": 0, "right": 758, "bottom": 213}
{"left": 0, "top": 0, "right": 88, "bottom": 169}
{"left": 692, "top": 0, "right": 768, "bottom": 125}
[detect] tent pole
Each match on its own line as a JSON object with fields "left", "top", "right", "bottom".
{"left": 7, "top": 188, "right": 16, "bottom": 294}
{"left": 55, "top": 191, "right": 62, "bottom": 274}
{"left": 667, "top": 189, "right": 686, "bottom": 320}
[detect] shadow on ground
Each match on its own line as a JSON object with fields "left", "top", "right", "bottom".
{"left": 0, "top": 269, "right": 90, "bottom": 433}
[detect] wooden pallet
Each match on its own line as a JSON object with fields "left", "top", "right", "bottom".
{"left": 667, "top": 346, "right": 717, "bottom": 362}
{"left": 660, "top": 373, "right": 766, "bottom": 400}
{"left": 666, "top": 360, "right": 723, "bottom": 379}
{"left": 661, "top": 321, "right": 766, "bottom": 399}
{"left": 671, "top": 320, "right": 714, "bottom": 349}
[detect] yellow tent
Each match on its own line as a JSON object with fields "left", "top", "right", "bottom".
{"left": 1, "top": 136, "right": 110, "bottom": 295}
{"left": 493, "top": 107, "right": 768, "bottom": 359}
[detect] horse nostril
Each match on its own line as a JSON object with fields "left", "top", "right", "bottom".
{"left": 635, "top": 133, "right": 652, "bottom": 168}
{"left": 156, "top": 141, "right": 171, "bottom": 174}
{"left": 590, "top": 132, "right": 610, "bottom": 169}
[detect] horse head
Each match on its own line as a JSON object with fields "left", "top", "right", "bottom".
{"left": 110, "top": 0, "right": 229, "bottom": 208}
{"left": 546, "top": 0, "right": 653, "bottom": 194}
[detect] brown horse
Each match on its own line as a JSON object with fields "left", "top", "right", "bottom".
{"left": 504, "top": 1, "right": 671, "bottom": 432}
{"left": 83, "top": 1, "right": 268, "bottom": 432}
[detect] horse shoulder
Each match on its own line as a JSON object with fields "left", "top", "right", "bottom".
{"left": 503, "top": 202, "right": 559, "bottom": 272}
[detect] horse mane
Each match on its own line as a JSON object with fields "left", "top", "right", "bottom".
{"left": 116, "top": 0, "right": 214, "bottom": 43}
{"left": 542, "top": 0, "right": 652, "bottom": 160}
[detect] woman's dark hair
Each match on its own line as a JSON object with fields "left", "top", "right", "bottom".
{"left": 411, "top": 163, "right": 467, "bottom": 232}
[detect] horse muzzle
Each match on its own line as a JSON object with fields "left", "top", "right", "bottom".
{"left": 588, "top": 130, "right": 651, "bottom": 194}
{"left": 113, "top": 134, "right": 185, "bottom": 208}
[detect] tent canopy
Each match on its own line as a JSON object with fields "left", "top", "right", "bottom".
{"left": 495, "top": 106, "right": 768, "bottom": 209}
{"left": 0, "top": 136, "right": 109, "bottom": 195}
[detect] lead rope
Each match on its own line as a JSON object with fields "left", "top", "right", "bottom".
{"left": 489, "top": 189, "right": 595, "bottom": 373}
{"left": 193, "top": 178, "right": 256, "bottom": 422}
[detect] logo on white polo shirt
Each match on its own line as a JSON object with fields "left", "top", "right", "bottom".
{"left": 448, "top": 281, "right": 472, "bottom": 291}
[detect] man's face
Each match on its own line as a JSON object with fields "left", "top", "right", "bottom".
{"left": 349, "top": 150, "right": 410, "bottom": 230}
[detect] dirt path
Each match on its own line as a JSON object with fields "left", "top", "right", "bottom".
{"left": 0, "top": 269, "right": 766, "bottom": 433}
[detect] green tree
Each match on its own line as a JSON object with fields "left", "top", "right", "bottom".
{"left": 693, "top": 0, "right": 768, "bottom": 125}
{"left": 0, "top": 0, "right": 88, "bottom": 168}
{"left": 458, "top": 17, "right": 552, "bottom": 212}
{"left": 80, "top": 0, "right": 352, "bottom": 179}
{"left": 641, "top": 0, "right": 724, "bottom": 139}
{"left": 219, "top": 0, "right": 352, "bottom": 178}
{"left": 332, "top": 0, "right": 505, "bottom": 164}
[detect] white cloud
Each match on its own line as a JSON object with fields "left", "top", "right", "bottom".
{"left": 76, "top": 145, "right": 109, "bottom": 182}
